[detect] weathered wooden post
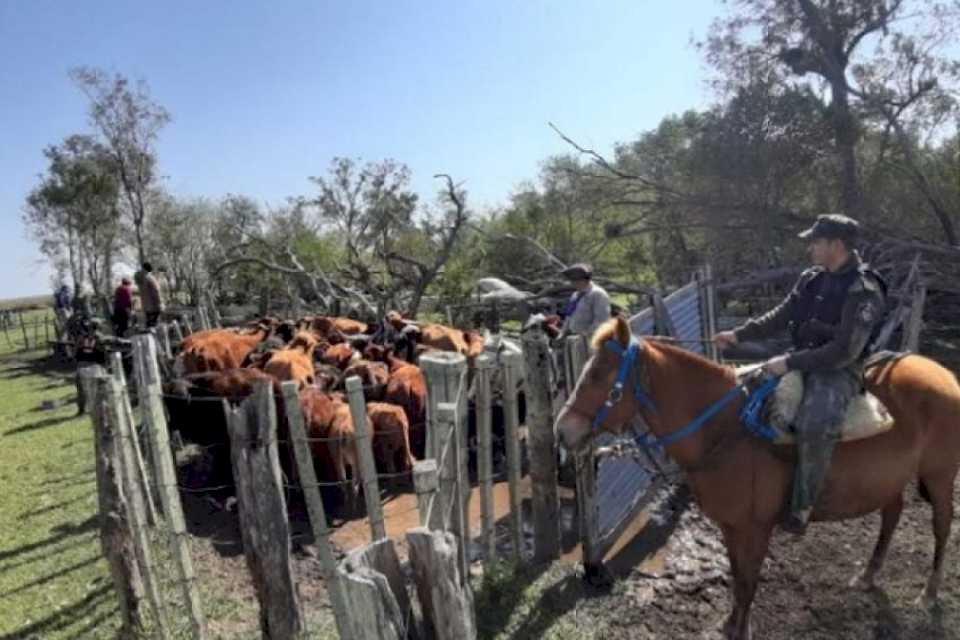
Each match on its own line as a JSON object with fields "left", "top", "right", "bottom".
{"left": 131, "top": 335, "right": 207, "bottom": 639}
{"left": 522, "top": 325, "right": 561, "bottom": 563}
{"left": 575, "top": 446, "right": 602, "bottom": 575}
{"left": 170, "top": 320, "right": 185, "bottom": 350}
{"left": 436, "top": 402, "right": 468, "bottom": 583}
{"left": 346, "top": 375, "right": 386, "bottom": 540}
{"left": 901, "top": 282, "right": 927, "bottom": 352}
{"left": 279, "top": 382, "right": 354, "bottom": 640}
{"left": 103, "top": 375, "right": 170, "bottom": 638}
{"left": 407, "top": 528, "right": 476, "bottom": 640}
{"left": 89, "top": 372, "right": 146, "bottom": 637}
{"left": 225, "top": 383, "right": 305, "bottom": 639}
{"left": 109, "top": 352, "right": 158, "bottom": 528}
{"left": 414, "top": 459, "right": 441, "bottom": 529}
{"left": 652, "top": 292, "right": 677, "bottom": 337}
{"left": 77, "top": 365, "right": 103, "bottom": 416}
{"left": 20, "top": 312, "right": 30, "bottom": 350}
{"left": 420, "top": 351, "right": 470, "bottom": 544}
{"left": 338, "top": 539, "right": 417, "bottom": 640}
{"left": 473, "top": 353, "right": 497, "bottom": 562}
{"left": 499, "top": 349, "right": 524, "bottom": 561}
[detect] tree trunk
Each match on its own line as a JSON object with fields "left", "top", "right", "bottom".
{"left": 830, "top": 80, "right": 862, "bottom": 216}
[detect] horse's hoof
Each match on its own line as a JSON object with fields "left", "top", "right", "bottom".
{"left": 848, "top": 570, "right": 876, "bottom": 591}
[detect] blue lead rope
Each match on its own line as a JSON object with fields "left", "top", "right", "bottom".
{"left": 594, "top": 337, "right": 783, "bottom": 454}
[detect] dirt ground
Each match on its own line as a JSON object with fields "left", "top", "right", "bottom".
{"left": 179, "top": 467, "right": 960, "bottom": 639}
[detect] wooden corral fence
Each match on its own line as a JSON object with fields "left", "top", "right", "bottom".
{"left": 82, "top": 261, "right": 928, "bottom": 639}
{"left": 0, "top": 310, "right": 56, "bottom": 352}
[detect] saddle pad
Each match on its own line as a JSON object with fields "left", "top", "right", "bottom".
{"left": 735, "top": 367, "right": 894, "bottom": 445}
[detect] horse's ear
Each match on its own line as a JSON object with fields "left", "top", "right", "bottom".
{"left": 615, "top": 316, "right": 631, "bottom": 348}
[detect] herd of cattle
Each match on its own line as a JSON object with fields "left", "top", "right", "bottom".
{"left": 161, "top": 312, "right": 528, "bottom": 511}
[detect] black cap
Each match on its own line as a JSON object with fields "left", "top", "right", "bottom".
{"left": 798, "top": 214, "right": 860, "bottom": 243}
{"left": 560, "top": 263, "right": 592, "bottom": 281}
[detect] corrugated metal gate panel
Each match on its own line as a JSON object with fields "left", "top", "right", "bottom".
{"left": 595, "top": 280, "right": 704, "bottom": 551}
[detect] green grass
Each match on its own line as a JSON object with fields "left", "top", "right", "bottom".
{"left": 0, "top": 341, "right": 121, "bottom": 639}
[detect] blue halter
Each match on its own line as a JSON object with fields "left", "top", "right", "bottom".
{"left": 591, "top": 338, "right": 776, "bottom": 452}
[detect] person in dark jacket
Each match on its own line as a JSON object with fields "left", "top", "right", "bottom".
{"left": 713, "top": 214, "right": 886, "bottom": 534}
{"left": 112, "top": 277, "right": 134, "bottom": 337}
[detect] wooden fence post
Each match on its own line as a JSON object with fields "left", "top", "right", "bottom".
{"left": 414, "top": 459, "right": 441, "bottom": 529}
{"left": 901, "top": 282, "right": 927, "bottom": 352}
{"left": 407, "top": 528, "right": 476, "bottom": 640}
{"left": 339, "top": 539, "right": 416, "bottom": 640}
{"left": 109, "top": 352, "right": 158, "bottom": 528}
{"left": 420, "top": 352, "right": 470, "bottom": 546}
{"left": 20, "top": 312, "right": 30, "bottom": 350}
{"left": 522, "top": 326, "right": 560, "bottom": 563}
{"left": 171, "top": 320, "right": 185, "bottom": 348}
{"left": 90, "top": 373, "right": 146, "bottom": 637}
{"left": 77, "top": 365, "right": 104, "bottom": 416}
{"left": 346, "top": 376, "right": 386, "bottom": 540}
{"left": 652, "top": 292, "right": 677, "bottom": 337}
{"left": 575, "top": 446, "right": 602, "bottom": 574}
{"left": 225, "top": 383, "right": 305, "bottom": 639}
{"left": 499, "top": 349, "right": 524, "bottom": 561}
{"left": 473, "top": 353, "right": 497, "bottom": 562}
{"left": 103, "top": 376, "right": 171, "bottom": 638}
{"left": 436, "top": 402, "right": 468, "bottom": 584}
{"left": 279, "top": 381, "right": 354, "bottom": 640}
{"left": 131, "top": 335, "right": 207, "bottom": 639}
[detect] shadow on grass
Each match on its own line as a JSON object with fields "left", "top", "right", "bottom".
{"left": 0, "top": 514, "right": 97, "bottom": 564}
{"left": 0, "top": 583, "right": 115, "bottom": 640}
{"left": 4, "top": 414, "right": 77, "bottom": 437}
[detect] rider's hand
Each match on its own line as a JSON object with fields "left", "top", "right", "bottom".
{"left": 763, "top": 355, "right": 789, "bottom": 377}
{"left": 712, "top": 330, "right": 738, "bottom": 350}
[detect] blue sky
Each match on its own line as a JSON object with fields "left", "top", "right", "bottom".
{"left": 0, "top": 1, "right": 718, "bottom": 298}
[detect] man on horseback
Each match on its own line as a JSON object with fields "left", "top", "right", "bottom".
{"left": 713, "top": 214, "right": 886, "bottom": 534}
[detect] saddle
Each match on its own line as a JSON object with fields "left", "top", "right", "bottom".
{"left": 736, "top": 362, "right": 896, "bottom": 445}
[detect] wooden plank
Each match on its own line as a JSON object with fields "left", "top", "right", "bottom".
{"left": 279, "top": 382, "right": 354, "bottom": 640}
{"left": 346, "top": 375, "right": 386, "bottom": 540}
{"left": 406, "top": 528, "right": 477, "bottom": 640}
{"left": 419, "top": 351, "right": 470, "bottom": 549}
{"left": 901, "top": 283, "right": 927, "bottom": 352}
{"left": 109, "top": 352, "right": 158, "bottom": 528}
{"left": 522, "top": 326, "right": 560, "bottom": 563}
{"left": 340, "top": 539, "right": 416, "bottom": 640}
{"left": 414, "top": 459, "right": 441, "bottom": 529}
{"left": 473, "top": 353, "right": 497, "bottom": 562}
{"left": 651, "top": 292, "right": 677, "bottom": 337}
{"left": 225, "top": 382, "right": 305, "bottom": 639}
{"left": 131, "top": 335, "right": 207, "bottom": 639}
{"left": 437, "top": 402, "right": 468, "bottom": 584}
{"left": 105, "top": 376, "right": 170, "bottom": 639}
{"left": 77, "top": 365, "right": 104, "bottom": 416}
{"left": 575, "top": 446, "right": 601, "bottom": 570}
{"left": 20, "top": 312, "right": 29, "bottom": 350}
{"left": 90, "top": 373, "right": 146, "bottom": 637}
{"left": 499, "top": 349, "right": 524, "bottom": 561}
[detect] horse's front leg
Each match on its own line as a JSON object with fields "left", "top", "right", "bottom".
{"left": 720, "top": 523, "right": 772, "bottom": 640}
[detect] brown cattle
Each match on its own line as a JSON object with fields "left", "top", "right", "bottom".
{"left": 321, "top": 342, "right": 357, "bottom": 370}
{"left": 178, "top": 325, "right": 272, "bottom": 374}
{"left": 386, "top": 311, "right": 484, "bottom": 362}
{"left": 263, "top": 331, "right": 319, "bottom": 389}
{"left": 299, "top": 388, "right": 364, "bottom": 509}
{"left": 382, "top": 350, "right": 428, "bottom": 458}
{"left": 366, "top": 402, "right": 416, "bottom": 477}
{"left": 344, "top": 360, "right": 389, "bottom": 400}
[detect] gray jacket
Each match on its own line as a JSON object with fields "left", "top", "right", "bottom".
{"left": 562, "top": 283, "right": 611, "bottom": 339}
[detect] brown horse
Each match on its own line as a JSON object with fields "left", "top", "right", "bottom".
{"left": 555, "top": 317, "right": 960, "bottom": 640}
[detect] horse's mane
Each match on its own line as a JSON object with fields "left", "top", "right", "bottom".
{"left": 592, "top": 319, "right": 734, "bottom": 382}
{"left": 644, "top": 337, "right": 735, "bottom": 382}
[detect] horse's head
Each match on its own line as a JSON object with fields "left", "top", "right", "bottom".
{"left": 555, "top": 316, "right": 649, "bottom": 451}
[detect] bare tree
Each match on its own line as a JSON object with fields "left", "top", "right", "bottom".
{"left": 70, "top": 67, "right": 171, "bottom": 264}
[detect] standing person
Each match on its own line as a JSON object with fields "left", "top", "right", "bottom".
{"left": 112, "top": 277, "right": 134, "bottom": 337}
{"left": 713, "top": 214, "right": 886, "bottom": 534}
{"left": 53, "top": 285, "right": 72, "bottom": 325}
{"left": 136, "top": 262, "right": 165, "bottom": 328}
{"left": 558, "top": 263, "right": 611, "bottom": 341}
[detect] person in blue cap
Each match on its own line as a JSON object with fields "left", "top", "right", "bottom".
{"left": 713, "top": 213, "right": 887, "bottom": 534}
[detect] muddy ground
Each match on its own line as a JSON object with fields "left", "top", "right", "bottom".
{"left": 180, "top": 471, "right": 960, "bottom": 639}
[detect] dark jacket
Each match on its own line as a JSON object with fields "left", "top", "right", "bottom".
{"left": 733, "top": 252, "right": 886, "bottom": 372}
